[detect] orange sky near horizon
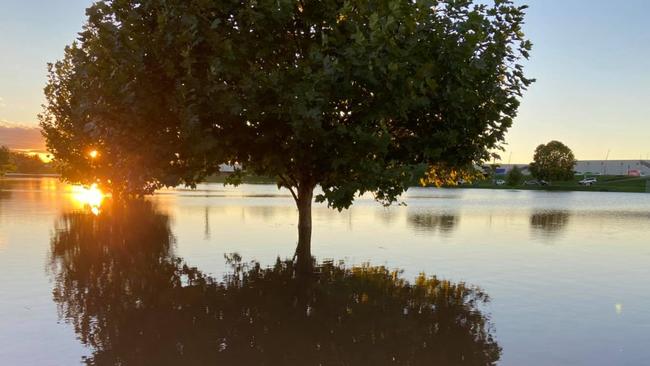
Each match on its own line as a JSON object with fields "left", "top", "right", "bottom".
{"left": 0, "top": 123, "right": 46, "bottom": 152}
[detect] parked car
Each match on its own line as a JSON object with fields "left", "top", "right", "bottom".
{"left": 495, "top": 179, "right": 506, "bottom": 186}
{"left": 524, "top": 179, "right": 549, "bottom": 186}
{"left": 579, "top": 177, "right": 597, "bottom": 186}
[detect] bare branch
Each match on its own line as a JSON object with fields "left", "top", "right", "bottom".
{"left": 279, "top": 174, "right": 298, "bottom": 203}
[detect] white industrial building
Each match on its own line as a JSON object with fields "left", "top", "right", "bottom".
{"left": 574, "top": 160, "right": 650, "bottom": 176}
{"left": 496, "top": 160, "right": 650, "bottom": 176}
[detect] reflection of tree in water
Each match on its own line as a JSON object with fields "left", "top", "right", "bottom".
{"left": 0, "top": 180, "right": 11, "bottom": 200}
{"left": 239, "top": 205, "right": 293, "bottom": 220}
{"left": 407, "top": 212, "right": 458, "bottom": 234}
{"left": 49, "top": 202, "right": 500, "bottom": 366}
{"left": 530, "top": 210, "right": 571, "bottom": 236}
{"left": 374, "top": 207, "right": 399, "bottom": 226}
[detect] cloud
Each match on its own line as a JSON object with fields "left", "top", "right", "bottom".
{"left": 0, "top": 120, "right": 46, "bottom": 151}
{"left": 0, "top": 97, "right": 5, "bottom": 109}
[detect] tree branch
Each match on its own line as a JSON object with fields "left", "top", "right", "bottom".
{"left": 279, "top": 174, "right": 299, "bottom": 204}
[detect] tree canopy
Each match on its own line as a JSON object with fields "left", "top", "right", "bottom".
{"left": 529, "top": 141, "right": 576, "bottom": 181}
{"left": 506, "top": 165, "right": 523, "bottom": 186}
{"left": 40, "top": 0, "right": 532, "bottom": 270}
{"left": 0, "top": 146, "right": 54, "bottom": 174}
{"left": 0, "top": 146, "right": 12, "bottom": 174}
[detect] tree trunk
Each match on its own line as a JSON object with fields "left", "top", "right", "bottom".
{"left": 295, "top": 183, "right": 314, "bottom": 274}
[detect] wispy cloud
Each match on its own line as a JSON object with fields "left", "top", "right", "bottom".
{"left": 0, "top": 120, "right": 46, "bottom": 151}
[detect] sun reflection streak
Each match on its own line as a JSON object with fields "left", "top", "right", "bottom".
{"left": 71, "top": 184, "right": 105, "bottom": 215}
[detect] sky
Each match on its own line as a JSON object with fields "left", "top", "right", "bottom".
{"left": 0, "top": 0, "right": 649, "bottom": 162}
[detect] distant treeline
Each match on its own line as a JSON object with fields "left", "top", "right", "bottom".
{"left": 0, "top": 145, "right": 55, "bottom": 175}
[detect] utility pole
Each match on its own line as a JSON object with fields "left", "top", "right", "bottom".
{"left": 604, "top": 149, "right": 610, "bottom": 176}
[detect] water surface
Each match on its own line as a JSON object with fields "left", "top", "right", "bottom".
{"left": 1, "top": 178, "right": 649, "bottom": 365}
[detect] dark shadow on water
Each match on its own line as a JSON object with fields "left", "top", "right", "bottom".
{"left": 407, "top": 211, "right": 458, "bottom": 235}
{"left": 0, "top": 180, "right": 11, "bottom": 199}
{"left": 49, "top": 201, "right": 500, "bottom": 366}
{"left": 530, "top": 210, "right": 571, "bottom": 238}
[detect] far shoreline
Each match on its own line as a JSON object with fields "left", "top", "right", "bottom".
{"left": 3, "top": 173, "right": 649, "bottom": 194}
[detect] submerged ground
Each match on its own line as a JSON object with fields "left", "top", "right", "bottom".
{"left": 1, "top": 178, "right": 649, "bottom": 365}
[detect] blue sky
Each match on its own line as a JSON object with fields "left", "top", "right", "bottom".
{"left": 0, "top": 1, "right": 90, "bottom": 121}
{"left": 508, "top": 0, "right": 650, "bottom": 162}
{"left": 1, "top": 0, "right": 649, "bottom": 162}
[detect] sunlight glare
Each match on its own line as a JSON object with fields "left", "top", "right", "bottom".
{"left": 89, "top": 150, "right": 99, "bottom": 159}
{"left": 71, "top": 183, "right": 105, "bottom": 215}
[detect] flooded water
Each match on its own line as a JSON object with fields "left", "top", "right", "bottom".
{"left": 1, "top": 178, "right": 649, "bottom": 365}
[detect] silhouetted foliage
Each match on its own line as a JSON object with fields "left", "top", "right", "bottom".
{"left": 10, "top": 152, "right": 54, "bottom": 174}
{"left": 49, "top": 203, "right": 501, "bottom": 366}
{"left": 0, "top": 146, "right": 54, "bottom": 174}
{"left": 529, "top": 141, "right": 576, "bottom": 181}
{"left": 0, "top": 146, "right": 12, "bottom": 173}
{"left": 40, "top": 0, "right": 533, "bottom": 270}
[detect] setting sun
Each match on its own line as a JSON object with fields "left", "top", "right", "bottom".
{"left": 88, "top": 150, "right": 99, "bottom": 159}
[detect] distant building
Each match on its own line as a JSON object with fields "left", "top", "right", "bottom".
{"left": 495, "top": 160, "right": 650, "bottom": 176}
{"left": 492, "top": 164, "right": 531, "bottom": 175}
{"left": 219, "top": 163, "right": 235, "bottom": 173}
{"left": 574, "top": 160, "right": 650, "bottom": 176}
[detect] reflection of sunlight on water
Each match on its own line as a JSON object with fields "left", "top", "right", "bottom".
{"left": 71, "top": 184, "right": 105, "bottom": 215}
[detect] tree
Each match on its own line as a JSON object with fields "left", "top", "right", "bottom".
{"left": 40, "top": 0, "right": 533, "bottom": 272}
{"left": 506, "top": 166, "right": 523, "bottom": 186}
{"left": 0, "top": 146, "right": 13, "bottom": 174}
{"left": 529, "top": 141, "right": 576, "bottom": 181}
{"left": 10, "top": 152, "right": 54, "bottom": 174}
{"left": 0, "top": 146, "right": 53, "bottom": 174}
